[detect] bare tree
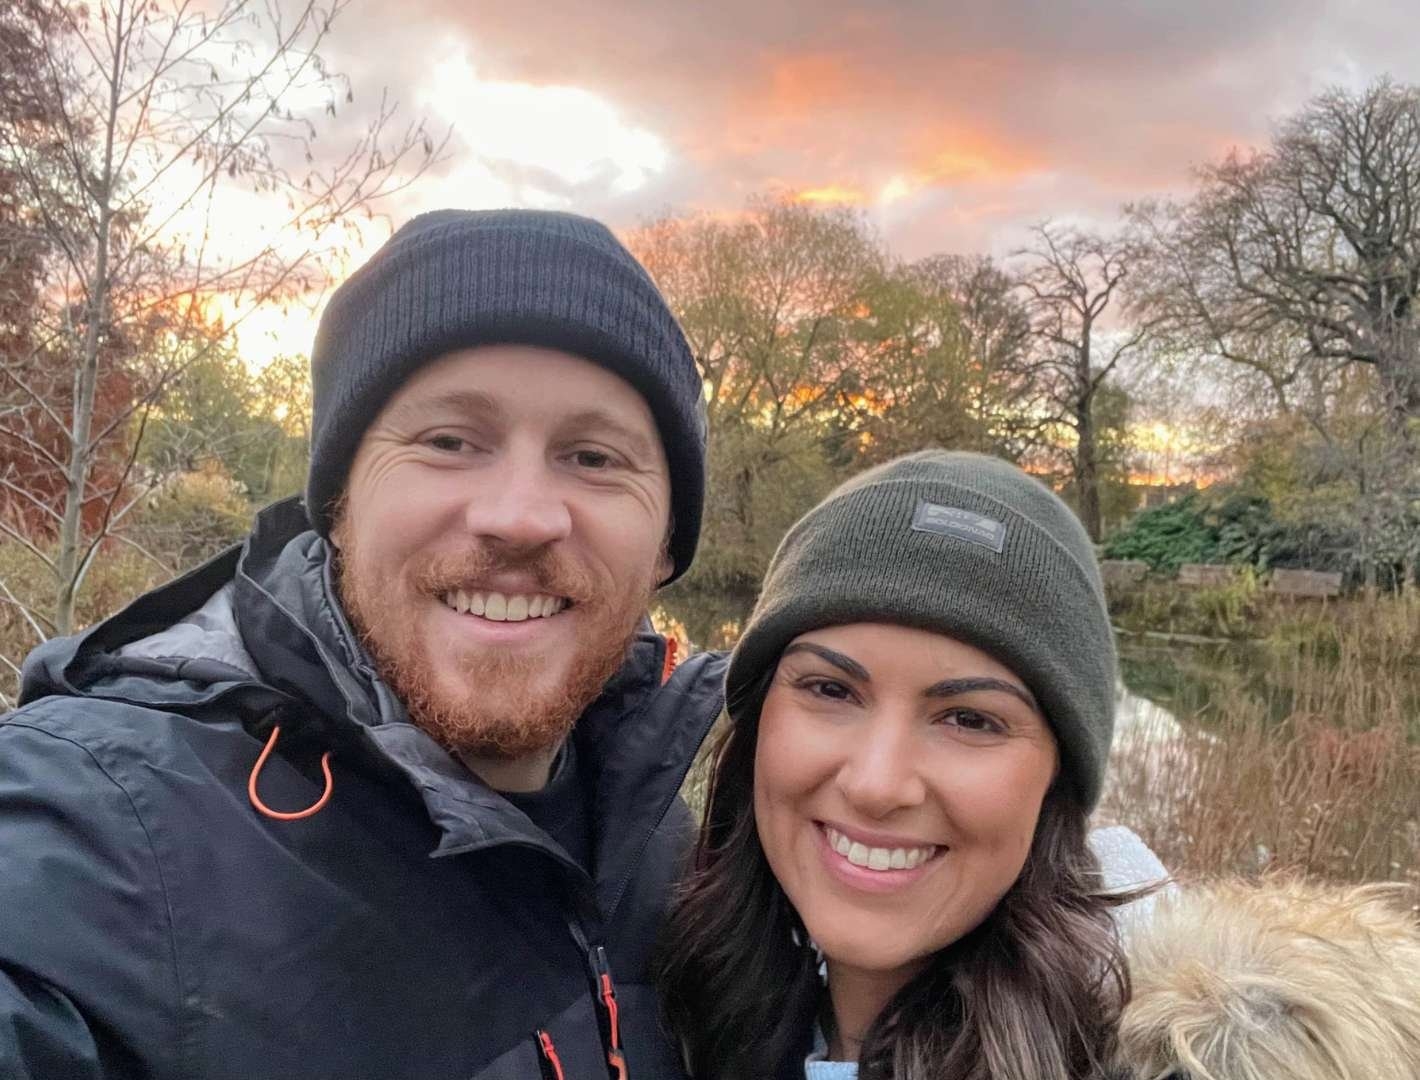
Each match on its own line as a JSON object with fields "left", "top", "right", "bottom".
{"left": 0, "top": 2, "right": 66, "bottom": 379}
{"left": 1130, "top": 79, "right": 1420, "bottom": 426}
{"left": 0, "top": 0, "right": 441, "bottom": 658}
{"left": 902, "top": 254, "right": 1040, "bottom": 455}
{"left": 1014, "top": 222, "right": 1153, "bottom": 541}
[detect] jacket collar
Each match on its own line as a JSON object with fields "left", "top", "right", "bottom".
{"left": 23, "top": 496, "right": 725, "bottom": 909}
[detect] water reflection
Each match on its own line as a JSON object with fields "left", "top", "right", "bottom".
{"left": 652, "top": 586, "right": 753, "bottom": 653}
{"left": 1100, "top": 679, "right": 1203, "bottom": 832}
{"left": 1115, "top": 682, "right": 1189, "bottom": 746}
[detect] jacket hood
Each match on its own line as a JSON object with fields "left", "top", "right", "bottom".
{"left": 20, "top": 496, "right": 725, "bottom": 911}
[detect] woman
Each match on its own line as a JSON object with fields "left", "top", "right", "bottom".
{"left": 658, "top": 450, "right": 1133, "bottom": 1079}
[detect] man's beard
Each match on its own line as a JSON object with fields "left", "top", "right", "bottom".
{"left": 333, "top": 521, "right": 658, "bottom": 761}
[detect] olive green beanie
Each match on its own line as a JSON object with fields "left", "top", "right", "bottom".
{"left": 724, "top": 449, "right": 1117, "bottom": 810}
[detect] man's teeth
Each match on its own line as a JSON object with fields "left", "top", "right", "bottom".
{"left": 440, "top": 590, "right": 568, "bottom": 621}
{"left": 825, "top": 826, "right": 937, "bottom": 871}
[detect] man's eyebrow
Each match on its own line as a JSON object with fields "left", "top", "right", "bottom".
{"left": 780, "top": 643, "right": 870, "bottom": 682}
{"left": 562, "top": 409, "right": 658, "bottom": 462}
{"left": 923, "top": 676, "right": 1038, "bottom": 712}
{"left": 385, "top": 389, "right": 503, "bottom": 428}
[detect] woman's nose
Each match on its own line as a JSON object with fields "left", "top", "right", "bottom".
{"left": 834, "top": 718, "right": 928, "bottom": 819}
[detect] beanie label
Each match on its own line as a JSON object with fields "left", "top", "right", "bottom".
{"left": 911, "top": 500, "right": 1006, "bottom": 553}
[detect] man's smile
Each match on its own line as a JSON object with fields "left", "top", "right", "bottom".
{"left": 439, "top": 590, "right": 570, "bottom": 621}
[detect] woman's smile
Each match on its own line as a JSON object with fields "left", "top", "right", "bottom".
{"left": 814, "top": 820, "right": 945, "bottom": 894}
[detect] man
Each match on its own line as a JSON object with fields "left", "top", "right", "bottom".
{"left": 0, "top": 209, "right": 725, "bottom": 1079}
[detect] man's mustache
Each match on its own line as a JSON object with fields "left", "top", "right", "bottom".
{"left": 413, "top": 545, "right": 598, "bottom": 607}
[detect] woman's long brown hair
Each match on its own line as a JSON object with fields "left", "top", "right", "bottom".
{"left": 656, "top": 670, "right": 1135, "bottom": 1080}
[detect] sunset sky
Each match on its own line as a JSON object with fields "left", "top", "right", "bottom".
{"left": 237, "top": 0, "right": 1420, "bottom": 361}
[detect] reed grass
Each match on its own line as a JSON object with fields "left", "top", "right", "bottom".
{"left": 1101, "top": 595, "right": 1420, "bottom": 885}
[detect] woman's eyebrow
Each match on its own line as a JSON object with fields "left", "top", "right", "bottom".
{"left": 780, "top": 643, "right": 869, "bottom": 681}
{"left": 923, "top": 676, "right": 1037, "bottom": 711}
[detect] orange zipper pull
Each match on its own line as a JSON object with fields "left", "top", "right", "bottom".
{"left": 593, "top": 945, "right": 628, "bottom": 1079}
{"left": 536, "top": 1029, "right": 566, "bottom": 1080}
{"left": 660, "top": 635, "right": 679, "bottom": 685}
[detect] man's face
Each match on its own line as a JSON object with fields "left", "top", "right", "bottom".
{"left": 332, "top": 344, "right": 673, "bottom": 765}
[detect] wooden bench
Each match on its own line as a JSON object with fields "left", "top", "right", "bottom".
{"left": 1269, "top": 568, "right": 1343, "bottom": 598}
{"left": 1177, "top": 563, "right": 1233, "bottom": 587}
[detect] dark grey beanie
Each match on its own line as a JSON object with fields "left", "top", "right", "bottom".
{"left": 305, "top": 208, "right": 706, "bottom": 582}
{"left": 725, "top": 449, "right": 1117, "bottom": 810}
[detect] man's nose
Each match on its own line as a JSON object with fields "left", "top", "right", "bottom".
{"left": 834, "top": 717, "right": 928, "bottom": 819}
{"left": 463, "top": 446, "right": 573, "bottom": 550}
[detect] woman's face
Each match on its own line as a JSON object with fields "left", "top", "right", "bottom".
{"left": 753, "top": 621, "right": 1059, "bottom": 981}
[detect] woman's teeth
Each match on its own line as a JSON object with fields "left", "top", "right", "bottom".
{"left": 825, "top": 826, "right": 937, "bottom": 871}
{"left": 440, "top": 590, "right": 568, "bottom": 621}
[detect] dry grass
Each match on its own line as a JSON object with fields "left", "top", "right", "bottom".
{"left": 0, "top": 542, "right": 170, "bottom": 706}
{"left": 1101, "top": 597, "right": 1420, "bottom": 885}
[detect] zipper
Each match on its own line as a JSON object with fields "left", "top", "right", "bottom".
{"left": 591, "top": 944, "right": 628, "bottom": 1080}
{"left": 564, "top": 915, "right": 631, "bottom": 1080}
{"left": 536, "top": 1029, "right": 566, "bottom": 1080}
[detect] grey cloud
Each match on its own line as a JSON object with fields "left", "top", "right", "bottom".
{"left": 309, "top": 0, "right": 1420, "bottom": 255}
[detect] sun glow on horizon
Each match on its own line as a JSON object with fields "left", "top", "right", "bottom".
{"left": 225, "top": 298, "right": 321, "bottom": 371}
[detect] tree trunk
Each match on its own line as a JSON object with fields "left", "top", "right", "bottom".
{"left": 1075, "top": 399, "right": 1102, "bottom": 542}
{"left": 53, "top": 2, "right": 122, "bottom": 637}
{"left": 1075, "top": 324, "right": 1102, "bottom": 543}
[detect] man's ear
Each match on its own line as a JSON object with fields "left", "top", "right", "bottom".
{"left": 325, "top": 493, "right": 350, "bottom": 552}
{"left": 656, "top": 513, "right": 676, "bottom": 586}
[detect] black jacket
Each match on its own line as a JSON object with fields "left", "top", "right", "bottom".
{"left": 0, "top": 497, "right": 725, "bottom": 1080}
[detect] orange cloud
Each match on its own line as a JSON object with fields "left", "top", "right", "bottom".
{"left": 709, "top": 48, "right": 888, "bottom": 159}
{"left": 908, "top": 125, "right": 1041, "bottom": 185}
{"left": 792, "top": 184, "right": 868, "bottom": 205}
{"left": 702, "top": 45, "right": 1045, "bottom": 211}
{"left": 764, "top": 51, "right": 865, "bottom": 112}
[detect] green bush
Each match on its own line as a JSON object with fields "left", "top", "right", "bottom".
{"left": 1102, "top": 494, "right": 1217, "bottom": 574}
{"left": 1192, "top": 568, "right": 1263, "bottom": 637}
{"left": 1210, "top": 492, "right": 1364, "bottom": 580}
{"left": 1108, "top": 488, "right": 1406, "bottom": 589}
